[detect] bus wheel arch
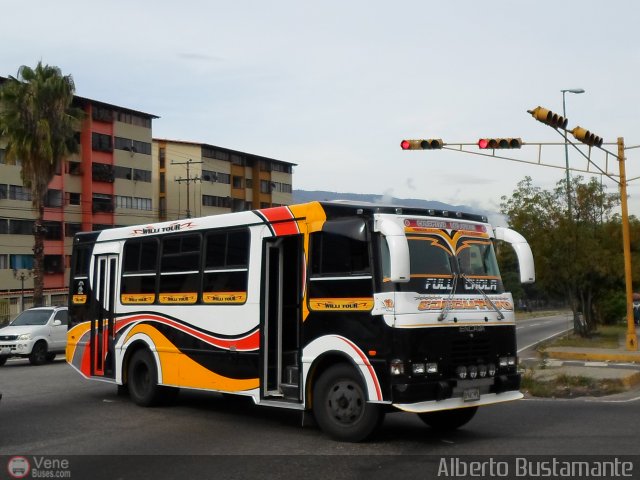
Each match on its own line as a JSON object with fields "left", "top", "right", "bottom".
{"left": 122, "top": 341, "right": 179, "bottom": 407}
{"left": 308, "top": 357, "right": 384, "bottom": 442}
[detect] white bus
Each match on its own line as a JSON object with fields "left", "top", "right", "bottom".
{"left": 67, "top": 201, "right": 534, "bottom": 441}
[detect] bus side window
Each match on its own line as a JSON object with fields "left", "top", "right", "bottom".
{"left": 158, "top": 234, "right": 201, "bottom": 304}
{"left": 121, "top": 238, "right": 158, "bottom": 304}
{"left": 202, "top": 229, "right": 250, "bottom": 304}
{"left": 309, "top": 232, "right": 373, "bottom": 301}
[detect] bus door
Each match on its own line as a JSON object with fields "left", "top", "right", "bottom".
{"left": 91, "top": 254, "right": 118, "bottom": 378}
{"left": 262, "top": 235, "right": 303, "bottom": 401}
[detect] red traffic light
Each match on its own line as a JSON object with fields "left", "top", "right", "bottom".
{"left": 478, "top": 138, "right": 522, "bottom": 149}
{"left": 400, "top": 139, "right": 443, "bottom": 150}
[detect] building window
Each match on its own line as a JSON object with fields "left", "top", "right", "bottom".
{"left": 114, "top": 165, "right": 132, "bottom": 180}
{"left": 65, "top": 223, "right": 82, "bottom": 237}
{"left": 67, "top": 192, "right": 81, "bottom": 206}
{"left": 92, "top": 194, "right": 114, "bottom": 213}
{"left": 0, "top": 254, "right": 8, "bottom": 269}
{"left": 159, "top": 147, "right": 166, "bottom": 169}
{"left": 0, "top": 149, "right": 21, "bottom": 166}
{"left": 45, "top": 189, "right": 63, "bottom": 208}
{"left": 260, "top": 180, "right": 273, "bottom": 194}
{"left": 67, "top": 161, "right": 83, "bottom": 175}
{"left": 133, "top": 169, "right": 152, "bottom": 182}
{"left": 9, "top": 219, "right": 34, "bottom": 235}
{"left": 202, "top": 195, "right": 231, "bottom": 208}
{"left": 10, "top": 254, "right": 34, "bottom": 269}
{"left": 92, "top": 132, "right": 113, "bottom": 152}
{"left": 92, "top": 162, "right": 115, "bottom": 183}
{"left": 9, "top": 185, "right": 32, "bottom": 201}
{"left": 0, "top": 184, "right": 7, "bottom": 199}
{"left": 202, "top": 170, "right": 230, "bottom": 184}
{"left": 0, "top": 219, "right": 7, "bottom": 234}
{"left": 43, "top": 221, "right": 63, "bottom": 240}
{"left": 232, "top": 176, "right": 244, "bottom": 189}
{"left": 44, "top": 255, "right": 64, "bottom": 273}
{"left": 92, "top": 106, "right": 113, "bottom": 123}
{"left": 114, "top": 137, "right": 151, "bottom": 155}
{"left": 272, "top": 162, "right": 292, "bottom": 173}
{"left": 115, "top": 111, "right": 152, "bottom": 128}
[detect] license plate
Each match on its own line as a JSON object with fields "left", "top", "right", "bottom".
{"left": 0, "top": 347, "right": 10, "bottom": 356}
{"left": 463, "top": 388, "right": 480, "bottom": 402}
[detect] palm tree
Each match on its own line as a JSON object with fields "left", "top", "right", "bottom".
{"left": 0, "top": 62, "right": 83, "bottom": 306}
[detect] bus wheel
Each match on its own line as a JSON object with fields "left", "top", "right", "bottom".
{"left": 128, "top": 349, "right": 163, "bottom": 407}
{"left": 312, "top": 364, "right": 382, "bottom": 442}
{"left": 418, "top": 407, "right": 478, "bottom": 432}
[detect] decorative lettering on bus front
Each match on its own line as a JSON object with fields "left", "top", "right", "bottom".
{"left": 417, "top": 298, "right": 514, "bottom": 311}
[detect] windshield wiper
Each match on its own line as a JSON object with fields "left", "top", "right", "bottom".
{"left": 438, "top": 271, "right": 458, "bottom": 322}
{"left": 459, "top": 273, "right": 505, "bottom": 320}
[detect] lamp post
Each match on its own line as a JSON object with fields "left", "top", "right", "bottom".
{"left": 561, "top": 88, "right": 585, "bottom": 216}
{"left": 12, "top": 269, "right": 33, "bottom": 313}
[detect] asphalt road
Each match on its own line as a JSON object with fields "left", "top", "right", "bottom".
{"left": 1, "top": 315, "right": 638, "bottom": 479}
{"left": 516, "top": 313, "right": 574, "bottom": 357}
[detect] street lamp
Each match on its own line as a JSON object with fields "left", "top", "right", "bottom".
{"left": 12, "top": 269, "right": 33, "bottom": 312}
{"left": 561, "top": 88, "right": 585, "bottom": 216}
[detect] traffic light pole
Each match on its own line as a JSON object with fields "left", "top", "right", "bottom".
{"left": 617, "top": 137, "right": 638, "bottom": 350}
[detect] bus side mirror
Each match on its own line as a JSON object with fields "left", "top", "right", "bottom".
{"left": 494, "top": 227, "right": 535, "bottom": 284}
{"left": 375, "top": 219, "right": 410, "bottom": 283}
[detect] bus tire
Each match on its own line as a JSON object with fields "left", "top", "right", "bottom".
{"left": 312, "top": 364, "right": 383, "bottom": 442}
{"left": 418, "top": 406, "right": 478, "bottom": 432}
{"left": 128, "top": 349, "right": 163, "bottom": 407}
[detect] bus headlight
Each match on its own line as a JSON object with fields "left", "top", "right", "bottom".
{"left": 390, "top": 359, "right": 405, "bottom": 376}
{"left": 455, "top": 365, "right": 467, "bottom": 379}
{"left": 412, "top": 363, "right": 425, "bottom": 375}
{"left": 426, "top": 362, "right": 439, "bottom": 374}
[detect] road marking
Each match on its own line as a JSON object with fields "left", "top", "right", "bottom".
{"left": 517, "top": 327, "right": 573, "bottom": 353}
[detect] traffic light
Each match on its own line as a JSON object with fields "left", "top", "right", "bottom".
{"left": 400, "top": 139, "right": 444, "bottom": 150}
{"left": 477, "top": 138, "right": 522, "bottom": 149}
{"left": 571, "top": 126, "right": 603, "bottom": 148}
{"left": 527, "top": 106, "right": 568, "bottom": 129}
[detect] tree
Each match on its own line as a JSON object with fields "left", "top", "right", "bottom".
{"left": 501, "top": 176, "right": 621, "bottom": 333}
{"left": 0, "top": 62, "right": 83, "bottom": 306}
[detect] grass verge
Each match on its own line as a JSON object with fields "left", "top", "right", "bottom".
{"left": 520, "top": 369, "right": 625, "bottom": 398}
{"left": 547, "top": 324, "right": 625, "bottom": 349}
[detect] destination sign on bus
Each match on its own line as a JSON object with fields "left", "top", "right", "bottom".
{"left": 403, "top": 219, "right": 486, "bottom": 232}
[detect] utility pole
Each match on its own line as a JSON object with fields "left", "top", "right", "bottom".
{"left": 172, "top": 158, "right": 203, "bottom": 219}
{"left": 618, "top": 137, "right": 637, "bottom": 350}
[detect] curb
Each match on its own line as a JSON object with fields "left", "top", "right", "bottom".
{"left": 545, "top": 349, "right": 640, "bottom": 364}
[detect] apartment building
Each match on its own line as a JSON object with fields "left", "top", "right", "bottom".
{"left": 0, "top": 84, "right": 295, "bottom": 315}
{"left": 155, "top": 139, "right": 295, "bottom": 221}
{"left": 0, "top": 86, "right": 158, "bottom": 312}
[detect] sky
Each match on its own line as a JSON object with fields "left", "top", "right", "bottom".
{"left": 3, "top": 0, "right": 640, "bottom": 225}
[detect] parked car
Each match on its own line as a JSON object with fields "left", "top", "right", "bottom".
{"left": 0, "top": 306, "right": 68, "bottom": 366}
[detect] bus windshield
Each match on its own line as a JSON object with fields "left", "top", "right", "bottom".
{"left": 396, "top": 234, "right": 504, "bottom": 294}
